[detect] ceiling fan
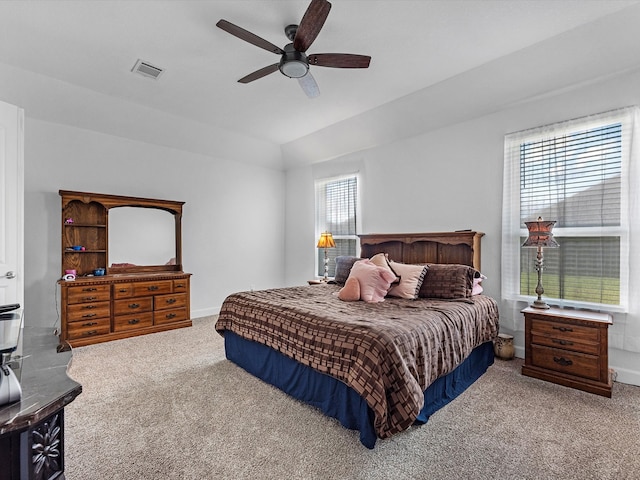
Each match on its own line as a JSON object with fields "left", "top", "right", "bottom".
{"left": 216, "top": 0, "right": 371, "bottom": 98}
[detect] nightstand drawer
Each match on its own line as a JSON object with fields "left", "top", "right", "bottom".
{"left": 530, "top": 344, "right": 601, "bottom": 381}
{"left": 530, "top": 318, "right": 599, "bottom": 342}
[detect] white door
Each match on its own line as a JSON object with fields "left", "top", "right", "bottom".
{"left": 0, "top": 100, "right": 24, "bottom": 307}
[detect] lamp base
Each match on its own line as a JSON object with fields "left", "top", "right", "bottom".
{"left": 531, "top": 299, "right": 550, "bottom": 310}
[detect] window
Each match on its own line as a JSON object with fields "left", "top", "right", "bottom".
{"left": 315, "top": 175, "right": 359, "bottom": 278}
{"left": 503, "top": 108, "right": 637, "bottom": 311}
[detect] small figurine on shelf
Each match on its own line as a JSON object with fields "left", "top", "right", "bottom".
{"left": 65, "top": 218, "right": 74, "bottom": 224}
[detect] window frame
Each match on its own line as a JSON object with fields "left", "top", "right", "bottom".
{"left": 502, "top": 108, "right": 634, "bottom": 313}
{"left": 314, "top": 173, "right": 361, "bottom": 278}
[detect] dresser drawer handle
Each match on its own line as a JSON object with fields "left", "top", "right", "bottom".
{"left": 82, "top": 287, "right": 98, "bottom": 292}
{"left": 148, "top": 286, "right": 159, "bottom": 291}
{"left": 175, "top": 283, "right": 184, "bottom": 288}
{"left": 166, "top": 313, "right": 177, "bottom": 320}
{"left": 553, "top": 356, "right": 573, "bottom": 367}
{"left": 552, "top": 326, "right": 573, "bottom": 333}
{"left": 82, "top": 313, "right": 97, "bottom": 318}
{"left": 83, "top": 330, "right": 98, "bottom": 336}
{"left": 552, "top": 339, "right": 574, "bottom": 346}
{"left": 83, "top": 305, "right": 96, "bottom": 309}
{"left": 166, "top": 298, "right": 177, "bottom": 304}
{"left": 119, "top": 288, "right": 128, "bottom": 293}
{"left": 128, "top": 318, "right": 140, "bottom": 325}
{"left": 83, "top": 296, "right": 97, "bottom": 301}
{"left": 82, "top": 321, "right": 98, "bottom": 327}
{"left": 128, "top": 303, "right": 140, "bottom": 309}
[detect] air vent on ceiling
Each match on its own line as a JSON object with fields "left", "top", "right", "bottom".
{"left": 131, "top": 59, "right": 164, "bottom": 80}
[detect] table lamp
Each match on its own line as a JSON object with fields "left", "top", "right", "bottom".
{"left": 316, "top": 232, "right": 336, "bottom": 282}
{"left": 522, "top": 217, "right": 559, "bottom": 309}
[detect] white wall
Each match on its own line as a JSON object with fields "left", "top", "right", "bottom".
{"left": 23, "top": 118, "right": 285, "bottom": 329}
{"left": 284, "top": 67, "right": 640, "bottom": 386}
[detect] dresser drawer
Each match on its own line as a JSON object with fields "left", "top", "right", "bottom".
{"left": 113, "top": 283, "right": 134, "bottom": 299}
{"left": 114, "top": 297, "right": 153, "bottom": 315}
{"left": 154, "top": 292, "right": 187, "bottom": 311}
{"left": 154, "top": 307, "right": 188, "bottom": 325}
{"left": 67, "top": 301, "right": 111, "bottom": 322}
{"left": 172, "top": 279, "right": 189, "bottom": 293}
{"left": 114, "top": 312, "right": 154, "bottom": 332}
{"left": 530, "top": 344, "right": 601, "bottom": 381}
{"left": 131, "top": 280, "right": 173, "bottom": 297}
{"left": 67, "top": 318, "right": 111, "bottom": 340}
{"left": 67, "top": 284, "right": 111, "bottom": 304}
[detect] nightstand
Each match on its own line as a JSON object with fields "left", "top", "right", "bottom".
{"left": 522, "top": 306, "right": 613, "bottom": 397}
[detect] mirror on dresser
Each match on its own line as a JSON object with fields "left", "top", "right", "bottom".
{"left": 109, "top": 206, "right": 177, "bottom": 271}
{"left": 57, "top": 190, "right": 191, "bottom": 351}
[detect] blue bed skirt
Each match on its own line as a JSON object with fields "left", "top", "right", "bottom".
{"left": 224, "top": 332, "right": 494, "bottom": 449}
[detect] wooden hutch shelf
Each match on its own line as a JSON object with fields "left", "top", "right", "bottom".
{"left": 57, "top": 190, "right": 192, "bottom": 350}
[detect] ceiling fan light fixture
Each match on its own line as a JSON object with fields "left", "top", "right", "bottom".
{"left": 279, "top": 44, "right": 309, "bottom": 78}
{"left": 279, "top": 60, "right": 309, "bottom": 78}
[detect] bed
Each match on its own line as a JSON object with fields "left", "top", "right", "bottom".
{"left": 215, "top": 231, "right": 499, "bottom": 448}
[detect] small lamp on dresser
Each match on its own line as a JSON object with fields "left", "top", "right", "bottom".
{"left": 522, "top": 216, "right": 559, "bottom": 309}
{"left": 316, "top": 232, "right": 336, "bottom": 282}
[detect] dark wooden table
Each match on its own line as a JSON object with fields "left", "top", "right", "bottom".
{"left": 0, "top": 327, "right": 82, "bottom": 480}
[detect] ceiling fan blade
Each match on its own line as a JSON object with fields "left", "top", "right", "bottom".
{"left": 216, "top": 19, "right": 284, "bottom": 55}
{"left": 308, "top": 53, "right": 371, "bottom": 68}
{"left": 293, "top": 0, "right": 332, "bottom": 52}
{"left": 298, "top": 73, "right": 320, "bottom": 98}
{"left": 238, "top": 64, "right": 279, "bottom": 83}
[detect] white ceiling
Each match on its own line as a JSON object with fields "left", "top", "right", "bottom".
{"left": 0, "top": 0, "right": 639, "bottom": 152}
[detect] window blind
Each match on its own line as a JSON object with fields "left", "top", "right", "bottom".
{"left": 315, "top": 175, "right": 358, "bottom": 277}
{"left": 517, "top": 121, "right": 623, "bottom": 306}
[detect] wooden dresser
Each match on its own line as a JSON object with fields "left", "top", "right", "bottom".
{"left": 57, "top": 190, "right": 192, "bottom": 350}
{"left": 522, "top": 306, "right": 613, "bottom": 397}
{"left": 59, "top": 273, "right": 191, "bottom": 350}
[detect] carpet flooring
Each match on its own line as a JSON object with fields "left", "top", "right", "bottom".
{"left": 64, "top": 316, "right": 640, "bottom": 480}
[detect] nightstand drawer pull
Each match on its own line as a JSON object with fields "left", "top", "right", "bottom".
{"left": 553, "top": 326, "right": 573, "bottom": 333}
{"left": 553, "top": 356, "right": 573, "bottom": 367}
{"left": 552, "top": 339, "right": 574, "bottom": 346}
{"left": 82, "top": 313, "right": 97, "bottom": 318}
{"left": 83, "top": 330, "right": 98, "bottom": 336}
{"left": 82, "top": 321, "right": 98, "bottom": 327}
{"left": 148, "top": 285, "right": 159, "bottom": 291}
{"left": 166, "top": 298, "right": 177, "bottom": 304}
{"left": 128, "top": 303, "right": 140, "bottom": 309}
{"left": 83, "top": 296, "right": 97, "bottom": 301}
{"left": 128, "top": 318, "right": 140, "bottom": 325}
{"left": 82, "top": 287, "right": 98, "bottom": 292}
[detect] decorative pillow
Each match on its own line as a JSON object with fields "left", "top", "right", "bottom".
{"left": 369, "top": 253, "right": 400, "bottom": 284}
{"left": 419, "top": 264, "right": 477, "bottom": 299}
{"left": 338, "top": 276, "right": 361, "bottom": 301}
{"left": 387, "top": 261, "right": 428, "bottom": 299}
{"left": 347, "top": 259, "right": 397, "bottom": 303}
{"left": 334, "top": 256, "right": 364, "bottom": 285}
{"left": 472, "top": 272, "right": 487, "bottom": 295}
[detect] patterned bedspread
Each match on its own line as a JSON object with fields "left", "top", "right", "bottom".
{"left": 215, "top": 284, "right": 499, "bottom": 439}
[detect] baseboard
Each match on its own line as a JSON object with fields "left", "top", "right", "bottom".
{"left": 191, "top": 306, "right": 220, "bottom": 319}
{"left": 610, "top": 364, "right": 640, "bottom": 387}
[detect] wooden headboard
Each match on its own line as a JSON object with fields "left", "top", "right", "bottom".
{"left": 359, "top": 231, "right": 484, "bottom": 271}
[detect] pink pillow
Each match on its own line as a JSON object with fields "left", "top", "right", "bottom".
{"left": 387, "top": 261, "right": 428, "bottom": 299}
{"left": 338, "top": 276, "right": 361, "bottom": 301}
{"left": 348, "top": 259, "right": 397, "bottom": 303}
